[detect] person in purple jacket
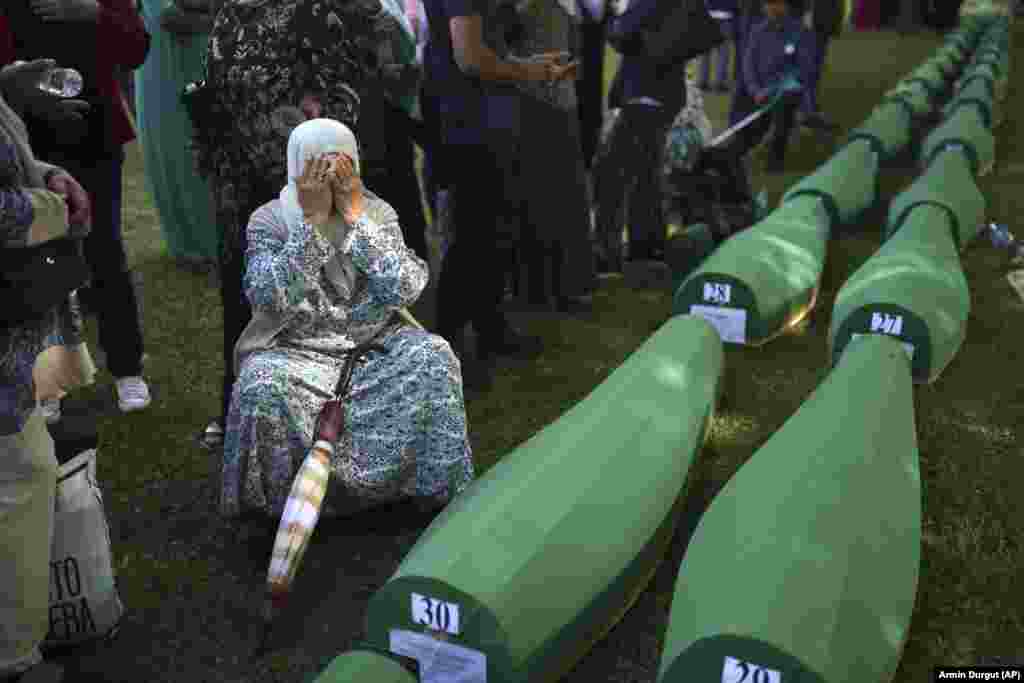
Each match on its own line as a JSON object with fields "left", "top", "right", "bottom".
{"left": 729, "top": 0, "right": 816, "bottom": 172}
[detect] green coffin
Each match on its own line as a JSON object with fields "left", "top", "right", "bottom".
{"left": 658, "top": 332, "right": 920, "bottom": 683}
{"left": 847, "top": 100, "right": 914, "bottom": 160}
{"left": 945, "top": 78, "right": 995, "bottom": 128}
{"left": 925, "top": 54, "right": 958, "bottom": 79}
{"left": 902, "top": 63, "right": 948, "bottom": 96}
{"left": 313, "top": 650, "right": 417, "bottom": 683}
{"left": 962, "top": 62, "right": 1007, "bottom": 100}
{"left": 920, "top": 104, "right": 995, "bottom": 176}
{"left": 673, "top": 195, "right": 830, "bottom": 345}
{"left": 830, "top": 203, "right": 970, "bottom": 384}
{"left": 359, "top": 315, "right": 723, "bottom": 683}
{"left": 884, "top": 83, "right": 933, "bottom": 119}
{"left": 783, "top": 138, "right": 880, "bottom": 225}
{"left": 886, "top": 147, "right": 986, "bottom": 248}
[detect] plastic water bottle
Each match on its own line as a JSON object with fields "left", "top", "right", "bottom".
{"left": 39, "top": 68, "right": 83, "bottom": 98}
{"left": 11, "top": 60, "right": 83, "bottom": 98}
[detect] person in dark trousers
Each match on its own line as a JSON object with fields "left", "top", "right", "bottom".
{"left": 730, "top": 0, "right": 816, "bottom": 172}
{"left": 732, "top": 0, "right": 764, "bottom": 86}
{"left": 575, "top": 0, "right": 609, "bottom": 171}
{"left": 2, "top": 0, "right": 153, "bottom": 417}
{"left": 592, "top": 0, "right": 691, "bottom": 271}
{"left": 700, "top": 0, "right": 739, "bottom": 92}
{"left": 799, "top": 0, "right": 843, "bottom": 130}
{"left": 422, "top": 0, "right": 575, "bottom": 390}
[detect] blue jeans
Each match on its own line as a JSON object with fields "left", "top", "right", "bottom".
{"left": 699, "top": 18, "right": 734, "bottom": 87}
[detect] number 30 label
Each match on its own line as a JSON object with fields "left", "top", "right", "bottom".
{"left": 411, "top": 592, "right": 461, "bottom": 635}
{"left": 722, "top": 656, "right": 781, "bottom": 683}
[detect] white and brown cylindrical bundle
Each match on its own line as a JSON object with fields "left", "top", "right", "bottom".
{"left": 265, "top": 440, "right": 334, "bottom": 608}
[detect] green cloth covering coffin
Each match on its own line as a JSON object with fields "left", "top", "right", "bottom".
{"left": 902, "top": 62, "right": 949, "bottom": 97}
{"left": 673, "top": 195, "right": 830, "bottom": 346}
{"left": 349, "top": 315, "right": 723, "bottom": 683}
{"left": 887, "top": 146, "right": 986, "bottom": 247}
{"left": 920, "top": 103, "right": 995, "bottom": 176}
{"left": 847, "top": 100, "right": 914, "bottom": 160}
{"left": 945, "top": 75, "right": 996, "bottom": 128}
{"left": 134, "top": 2, "right": 220, "bottom": 262}
{"left": 658, "top": 332, "right": 921, "bottom": 683}
{"left": 783, "top": 138, "right": 880, "bottom": 226}
{"left": 312, "top": 650, "right": 417, "bottom": 683}
{"left": 830, "top": 203, "right": 971, "bottom": 384}
{"left": 924, "top": 53, "right": 959, "bottom": 79}
{"left": 884, "top": 82, "right": 933, "bottom": 119}
{"left": 962, "top": 62, "right": 1007, "bottom": 100}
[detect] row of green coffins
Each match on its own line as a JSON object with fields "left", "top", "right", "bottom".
{"left": 827, "top": 17, "right": 1003, "bottom": 384}
{"left": 657, "top": 18, "right": 1006, "bottom": 679}
{"left": 671, "top": 21, "right": 977, "bottom": 346}
{"left": 308, "top": 16, "right": 1008, "bottom": 683}
{"left": 315, "top": 314, "right": 724, "bottom": 682}
{"left": 310, "top": 325, "right": 919, "bottom": 683}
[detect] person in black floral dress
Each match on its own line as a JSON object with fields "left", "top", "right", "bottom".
{"left": 191, "top": 0, "right": 406, "bottom": 447}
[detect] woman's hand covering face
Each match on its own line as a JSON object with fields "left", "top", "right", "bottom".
{"left": 296, "top": 155, "right": 335, "bottom": 227}
{"left": 330, "top": 154, "right": 365, "bottom": 224}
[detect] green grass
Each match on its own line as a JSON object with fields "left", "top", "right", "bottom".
{"left": 63, "top": 23, "right": 1024, "bottom": 682}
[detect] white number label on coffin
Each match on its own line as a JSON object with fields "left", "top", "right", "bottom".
{"left": 851, "top": 333, "right": 915, "bottom": 360}
{"left": 721, "top": 655, "right": 782, "bottom": 683}
{"left": 390, "top": 629, "right": 486, "bottom": 683}
{"left": 690, "top": 304, "right": 747, "bottom": 344}
{"left": 703, "top": 282, "right": 732, "bottom": 304}
{"left": 412, "top": 592, "right": 462, "bottom": 635}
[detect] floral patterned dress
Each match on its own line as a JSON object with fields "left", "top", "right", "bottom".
{"left": 195, "top": 0, "right": 408, "bottom": 260}
{"left": 220, "top": 193, "right": 475, "bottom": 519}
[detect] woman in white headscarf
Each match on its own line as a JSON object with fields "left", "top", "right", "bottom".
{"left": 220, "top": 118, "right": 474, "bottom": 521}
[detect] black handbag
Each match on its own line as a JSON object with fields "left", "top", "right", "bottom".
{"left": 0, "top": 237, "right": 90, "bottom": 326}
{"left": 608, "top": 0, "right": 726, "bottom": 68}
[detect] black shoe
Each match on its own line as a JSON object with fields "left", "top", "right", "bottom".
{"left": 477, "top": 325, "right": 544, "bottom": 360}
{"left": 556, "top": 295, "right": 593, "bottom": 315}
{"left": 801, "top": 112, "right": 839, "bottom": 131}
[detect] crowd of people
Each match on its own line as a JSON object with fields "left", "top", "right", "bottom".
{"left": 1, "top": 0, "right": 968, "bottom": 679}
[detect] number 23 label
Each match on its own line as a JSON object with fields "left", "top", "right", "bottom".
{"left": 411, "top": 592, "right": 461, "bottom": 636}
{"left": 722, "top": 656, "right": 781, "bottom": 683}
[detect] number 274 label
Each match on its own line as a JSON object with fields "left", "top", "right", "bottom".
{"left": 722, "top": 656, "right": 781, "bottom": 683}
{"left": 411, "top": 592, "right": 461, "bottom": 635}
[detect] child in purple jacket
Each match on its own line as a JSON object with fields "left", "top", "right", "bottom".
{"left": 728, "top": 0, "right": 816, "bottom": 172}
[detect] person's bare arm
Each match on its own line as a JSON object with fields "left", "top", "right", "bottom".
{"left": 450, "top": 14, "right": 568, "bottom": 82}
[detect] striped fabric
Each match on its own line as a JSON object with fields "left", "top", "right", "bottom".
{"left": 266, "top": 441, "right": 334, "bottom": 596}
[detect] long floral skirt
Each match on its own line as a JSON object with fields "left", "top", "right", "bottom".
{"left": 219, "top": 325, "right": 475, "bottom": 519}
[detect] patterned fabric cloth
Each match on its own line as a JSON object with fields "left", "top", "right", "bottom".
{"left": 596, "top": 76, "right": 713, "bottom": 177}
{"left": 195, "top": 0, "right": 405, "bottom": 261}
{"left": 220, "top": 198, "right": 474, "bottom": 519}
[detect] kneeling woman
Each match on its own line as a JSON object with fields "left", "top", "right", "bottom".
{"left": 220, "top": 119, "right": 474, "bottom": 520}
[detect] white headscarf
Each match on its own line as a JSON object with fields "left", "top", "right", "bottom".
{"left": 280, "top": 118, "right": 362, "bottom": 299}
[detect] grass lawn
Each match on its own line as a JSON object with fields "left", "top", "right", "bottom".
{"left": 48, "top": 20, "right": 1023, "bottom": 683}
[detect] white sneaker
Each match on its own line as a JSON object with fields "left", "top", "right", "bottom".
{"left": 40, "top": 398, "right": 62, "bottom": 424}
{"left": 115, "top": 376, "right": 152, "bottom": 413}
